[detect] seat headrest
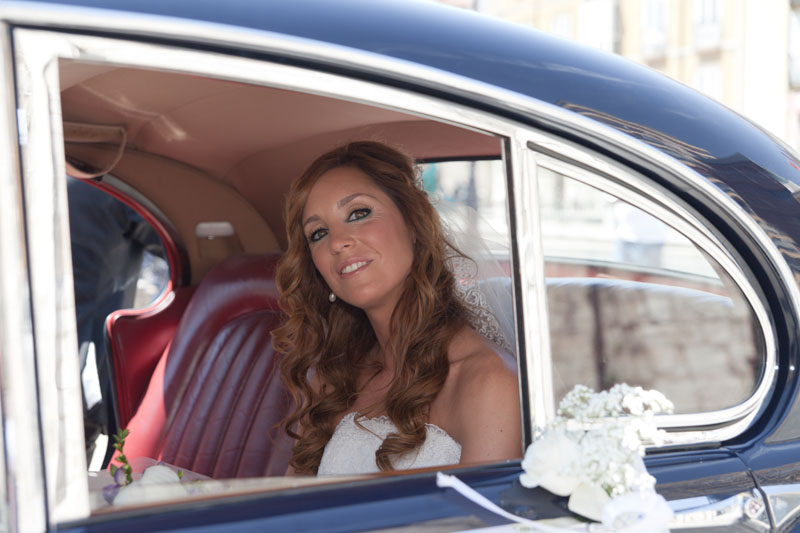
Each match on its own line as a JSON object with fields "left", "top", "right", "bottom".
{"left": 188, "top": 252, "right": 282, "bottom": 319}
{"left": 163, "top": 254, "right": 282, "bottom": 384}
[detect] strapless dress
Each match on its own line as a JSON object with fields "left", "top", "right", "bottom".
{"left": 317, "top": 412, "right": 462, "bottom": 475}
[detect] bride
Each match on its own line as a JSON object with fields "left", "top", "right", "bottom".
{"left": 274, "top": 141, "right": 521, "bottom": 475}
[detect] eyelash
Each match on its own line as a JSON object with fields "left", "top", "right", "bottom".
{"left": 347, "top": 207, "right": 371, "bottom": 222}
{"left": 307, "top": 207, "right": 372, "bottom": 243}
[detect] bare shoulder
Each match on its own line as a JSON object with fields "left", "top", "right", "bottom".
{"left": 439, "top": 327, "right": 522, "bottom": 464}
{"left": 448, "top": 327, "right": 517, "bottom": 395}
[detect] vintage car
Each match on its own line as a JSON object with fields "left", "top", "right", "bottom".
{"left": 1, "top": 0, "right": 800, "bottom": 530}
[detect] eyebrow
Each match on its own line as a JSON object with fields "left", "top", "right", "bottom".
{"left": 337, "top": 192, "right": 373, "bottom": 208}
{"left": 302, "top": 192, "right": 376, "bottom": 228}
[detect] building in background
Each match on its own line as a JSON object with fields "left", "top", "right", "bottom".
{"left": 431, "top": 0, "right": 800, "bottom": 276}
{"left": 441, "top": 0, "right": 800, "bottom": 153}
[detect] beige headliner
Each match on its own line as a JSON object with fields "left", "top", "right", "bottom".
{"left": 59, "top": 62, "right": 502, "bottom": 282}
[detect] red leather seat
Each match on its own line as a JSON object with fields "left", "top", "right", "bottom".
{"left": 108, "top": 286, "right": 196, "bottom": 429}
{"left": 119, "top": 253, "right": 292, "bottom": 478}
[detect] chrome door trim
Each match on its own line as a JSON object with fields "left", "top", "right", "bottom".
{"left": 0, "top": 21, "right": 47, "bottom": 533}
{"left": 668, "top": 489, "right": 771, "bottom": 530}
{"left": 761, "top": 483, "right": 800, "bottom": 530}
{"left": 13, "top": 28, "right": 90, "bottom": 526}
{"left": 508, "top": 137, "right": 555, "bottom": 427}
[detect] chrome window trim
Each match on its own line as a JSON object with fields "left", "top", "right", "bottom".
{"left": 1, "top": 0, "right": 792, "bottom": 467}
{"left": 22, "top": 27, "right": 780, "bottom": 445}
{"left": 0, "top": 20, "right": 48, "bottom": 533}
{"left": 508, "top": 138, "right": 556, "bottom": 426}
{"left": 526, "top": 139, "right": 776, "bottom": 441}
{"left": 13, "top": 29, "right": 91, "bottom": 527}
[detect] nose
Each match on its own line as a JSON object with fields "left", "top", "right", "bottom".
{"left": 327, "top": 227, "right": 353, "bottom": 254}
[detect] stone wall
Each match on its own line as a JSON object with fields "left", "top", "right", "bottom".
{"left": 547, "top": 278, "right": 758, "bottom": 413}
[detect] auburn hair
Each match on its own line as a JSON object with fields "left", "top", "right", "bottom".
{"left": 273, "top": 141, "right": 472, "bottom": 474}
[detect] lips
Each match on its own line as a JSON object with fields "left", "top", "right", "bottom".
{"left": 339, "top": 259, "right": 371, "bottom": 276}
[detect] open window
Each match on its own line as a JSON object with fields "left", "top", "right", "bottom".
{"left": 66, "top": 176, "right": 170, "bottom": 470}
{"left": 12, "top": 27, "right": 526, "bottom": 527}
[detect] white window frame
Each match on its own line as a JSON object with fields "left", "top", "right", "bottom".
{"left": 641, "top": 0, "right": 669, "bottom": 59}
{"left": 694, "top": 0, "right": 723, "bottom": 51}
{"left": 790, "top": 8, "right": 800, "bottom": 89}
{"left": 694, "top": 60, "right": 723, "bottom": 101}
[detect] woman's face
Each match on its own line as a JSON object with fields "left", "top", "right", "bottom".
{"left": 302, "top": 166, "right": 415, "bottom": 317}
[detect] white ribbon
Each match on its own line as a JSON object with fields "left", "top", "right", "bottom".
{"left": 437, "top": 472, "right": 673, "bottom": 532}
{"left": 436, "top": 472, "right": 587, "bottom": 532}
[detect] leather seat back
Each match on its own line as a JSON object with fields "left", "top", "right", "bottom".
{"left": 108, "top": 286, "right": 196, "bottom": 429}
{"left": 122, "top": 253, "right": 292, "bottom": 478}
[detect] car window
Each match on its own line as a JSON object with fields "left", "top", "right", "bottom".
{"left": 67, "top": 177, "right": 169, "bottom": 470}
{"left": 422, "top": 159, "right": 516, "bottom": 357}
{"left": 421, "top": 159, "right": 511, "bottom": 263}
{"left": 33, "top": 38, "right": 523, "bottom": 522}
{"left": 538, "top": 167, "right": 762, "bottom": 414}
{"left": 133, "top": 252, "right": 170, "bottom": 308}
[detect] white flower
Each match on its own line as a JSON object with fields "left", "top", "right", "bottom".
{"left": 520, "top": 383, "right": 674, "bottom": 524}
{"left": 567, "top": 482, "right": 611, "bottom": 522}
{"left": 622, "top": 392, "right": 645, "bottom": 416}
{"left": 519, "top": 428, "right": 581, "bottom": 496}
{"left": 140, "top": 464, "right": 181, "bottom": 485}
{"left": 113, "top": 465, "right": 186, "bottom": 507}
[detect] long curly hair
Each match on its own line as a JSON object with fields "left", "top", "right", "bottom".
{"left": 273, "top": 141, "right": 472, "bottom": 474}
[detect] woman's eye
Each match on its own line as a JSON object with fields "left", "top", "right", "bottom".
{"left": 348, "top": 208, "right": 371, "bottom": 222}
{"left": 308, "top": 228, "right": 327, "bottom": 243}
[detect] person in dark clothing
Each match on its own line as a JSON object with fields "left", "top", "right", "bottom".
{"left": 68, "top": 177, "right": 165, "bottom": 461}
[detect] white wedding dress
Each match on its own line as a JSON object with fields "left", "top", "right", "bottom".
{"left": 317, "top": 412, "right": 462, "bottom": 475}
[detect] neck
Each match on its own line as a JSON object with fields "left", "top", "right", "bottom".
{"left": 366, "top": 307, "right": 396, "bottom": 370}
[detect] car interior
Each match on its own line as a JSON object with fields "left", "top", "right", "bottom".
{"left": 58, "top": 58, "right": 762, "bottom": 511}
{"left": 61, "top": 61, "right": 507, "bottom": 488}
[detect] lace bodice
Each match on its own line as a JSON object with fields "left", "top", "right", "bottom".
{"left": 317, "top": 412, "right": 462, "bottom": 475}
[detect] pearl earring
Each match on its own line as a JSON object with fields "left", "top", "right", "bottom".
{"left": 329, "top": 292, "right": 336, "bottom": 303}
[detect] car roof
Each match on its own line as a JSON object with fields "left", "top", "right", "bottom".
{"left": 8, "top": 0, "right": 800, "bottom": 249}
{"left": 6, "top": 2, "right": 792, "bottom": 161}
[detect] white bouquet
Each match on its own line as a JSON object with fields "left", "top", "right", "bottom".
{"left": 520, "top": 384, "right": 675, "bottom": 530}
